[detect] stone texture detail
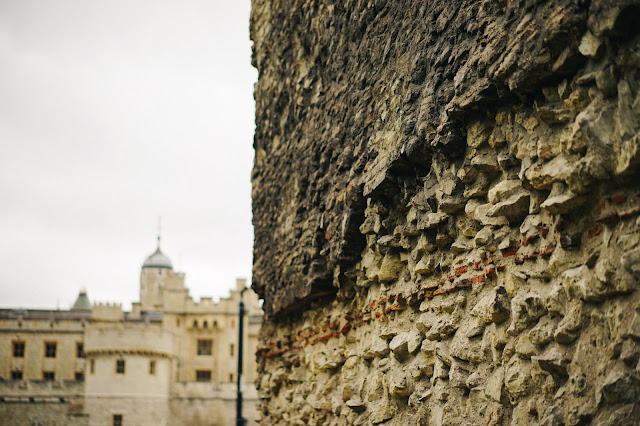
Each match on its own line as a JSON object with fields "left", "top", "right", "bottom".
{"left": 251, "top": 0, "right": 640, "bottom": 424}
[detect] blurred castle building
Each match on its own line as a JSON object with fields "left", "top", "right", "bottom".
{"left": 0, "top": 241, "right": 262, "bottom": 426}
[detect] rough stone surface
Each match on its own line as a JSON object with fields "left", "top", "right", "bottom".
{"left": 251, "top": 1, "right": 640, "bottom": 424}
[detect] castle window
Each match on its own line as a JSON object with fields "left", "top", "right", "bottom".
{"left": 75, "top": 372, "right": 84, "bottom": 381}
{"left": 196, "top": 370, "right": 211, "bottom": 382}
{"left": 149, "top": 360, "right": 156, "bottom": 375}
{"left": 213, "top": 321, "right": 218, "bottom": 328}
{"left": 11, "top": 370, "right": 23, "bottom": 380}
{"left": 43, "top": 371, "right": 55, "bottom": 381}
{"left": 113, "top": 414, "right": 123, "bottom": 426}
{"left": 230, "top": 343, "right": 235, "bottom": 357}
{"left": 193, "top": 320, "right": 198, "bottom": 328}
{"left": 90, "top": 359, "right": 95, "bottom": 374}
{"left": 116, "top": 359, "right": 125, "bottom": 374}
{"left": 45, "top": 342, "right": 57, "bottom": 358}
{"left": 76, "top": 342, "right": 85, "bottom": 358}
{"left": 197, "top": 339, "right": 212, "bottom": 355}
{"left": 229, "top": 373, "right": 234, "bottom": 382}
{"left": 203, "top": 320, "right": 208, "bottom": 328}
{"left": 12, "top": 341, "right": 25, "bottom": 357}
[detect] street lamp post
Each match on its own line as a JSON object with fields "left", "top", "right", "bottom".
{"left": 236, "top": 287, "right": 248, "bottom": 426}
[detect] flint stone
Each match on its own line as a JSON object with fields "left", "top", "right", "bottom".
{"left": 471, "top": 149, "right": 500, "bottom": 174}
{"left": 488, "top": 180, "right": 523, "bottom": 204}
{"left": 378, "top": 253, "right": 404, "bottom": 283}
{"left": 390, "top": 328, "right": 423, "bottom": 361}
{"left": 578, "top": 31, "right": 603, "bottom": 58}
{"left": 528, "top": 316, "right": 557, "bottom": 346}
{"left": 540, "top": 185, "right": 586, "bottom": 214}
{"left": 505, "top": 357, "right": 532, "bottom": 401}
{"left": 596, "top": 370, "right": 640, "bottom": 405}
{"left": 471, "top": 287, "right": 511, "bottom": 326}
{"left": 363, "top": 338, "right": 390, "bottom": 359}
{"left": 449, "top": 362, "right": 470, "bottom": 388}
{"left": 487, "top": 192, "right": 531, "bottom": 222}
{"left": 525, "top": 156, "right": 575, "bottom": 190}
{"left": 507, "top": 291, "right": 547, "bottom": 335}
{"left": 555, "top": 302, "right": 583, "bottom": 344}
{"left": 532, "top": 346, "right": 570, "bottom": 382}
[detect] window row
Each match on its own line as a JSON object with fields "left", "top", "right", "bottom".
{"left": 11, "top": 341, "right": 84, "bottom": 358}
{"left": 190, "top": 319, "right": 219, "bottom": 329}
{"left": 196, "top": 339, "right": 235, "bottom": 357}
{"left": 194, "top": 370, "right": 234, "bottom": 383}
{"left": 9, "top": 370, "right": 84, "bottom": 381}
{"left": 86, "top": 359, "right": 157, "bottom": 376}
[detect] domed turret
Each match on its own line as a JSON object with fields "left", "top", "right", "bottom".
{"left": 142, "top": 247, "right": 173, "bottom": 269}
{"left": 71, "top": 288, "right": 91, "bottom": 311}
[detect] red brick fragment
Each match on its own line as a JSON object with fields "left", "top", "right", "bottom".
{"left": 319, "top": 333, "right": 332, "bottom": 342}
{"left": 611, "top": 194, "right": 628, "bottom": 205}
{"left": 340, "top": 324, "right": 352, "bottom": 334}
{"left": 484, "top": 257, "right": 494, "bottom": 265}
{"left": 502, "top": 249, "right": 517, "bottom": 258}
{"left": 522, "top": 234, "right": 537, "bottom": 246}
{"left": 390, "top": 302, "right": 404, "bottom": 311}
{"left": 539, "top": 246, "right": 555, "bottom": 257}
{"left": 539, "top": 227, "right": 549, "bottom": 238}
{"left": 456, "top": 279, "right": 472, "bottom": 289}
{"left": 455, "top": 265, "right": 468, "bottom": 276}
{"left": 587, "top": 226, "right": 602, "bottom": 238}
{"left": 344, "top": 315, "right": 354, "bottom": 322}
{"left": 325, "top": 232, "right": 332, "bottom": 240}
{"left": 523, "top": 253, "right": 538, "bottom": 260}
{"left": 474, "top": 261, "right": 483, "bottom": 269}
{"left": 485, "top": 267, "right": 496, "bottom": 277}
{"left": 472, "top": 274, "right": 485, "bottom": 283}
{"left": 432, "top": 288, "right": 446, "bottom": 296}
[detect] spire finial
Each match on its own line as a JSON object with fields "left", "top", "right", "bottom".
{"left": 157, "top": 216, "right": 162, "bottom": 250}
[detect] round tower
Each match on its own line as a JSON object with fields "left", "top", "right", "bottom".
{"left": 139, "top": 235, "right": 174, "bottom": 311}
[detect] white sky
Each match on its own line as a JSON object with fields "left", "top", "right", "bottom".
{"left": 0, "top": 0, "right": 257, "bottom": 310}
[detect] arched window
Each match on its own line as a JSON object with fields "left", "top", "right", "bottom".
{"left": 193, "top": 320, "right": 198, "bottom": 329}
{"left": 213, "top": 321, "right": 218, "bottom": 328}
{"left": 203, "top": 321, "right": 208, "bottom": 329}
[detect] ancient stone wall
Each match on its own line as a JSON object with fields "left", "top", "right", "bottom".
{"left": 0, "top": 381, "right": 88, "bottom": 426}
{"left": 250, "top": 1, "right": 640, "bottom": 424}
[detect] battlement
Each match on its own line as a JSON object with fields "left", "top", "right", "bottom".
{"left": 90, "top": 302, "right": 123, "bottom": 322}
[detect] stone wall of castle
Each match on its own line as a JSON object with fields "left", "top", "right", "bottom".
{"left": 250, "top": 1, "right": 640, "bottom": 424}
{"left": 0, "top": 381, "right": 87, "bottom": 426}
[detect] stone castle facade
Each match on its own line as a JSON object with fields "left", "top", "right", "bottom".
{"left": 0, "top": 242, "right": 262, "bottom": 426}
{"left": 250, "top": 1, "right": 640, "bottom": 424}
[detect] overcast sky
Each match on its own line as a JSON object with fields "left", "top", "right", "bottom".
{"left": 0, "top": 1, "right": 257, "bottom": 310}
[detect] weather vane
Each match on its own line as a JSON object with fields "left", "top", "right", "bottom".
{"left": 157, "top": 216, "right": 162, "bottom": 249}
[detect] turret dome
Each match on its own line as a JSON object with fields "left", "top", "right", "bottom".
{"left": 71, "top": 289, "right": 91, "bottom": 311}
{"left": 143, "top": 247, "right": 173, "bottom": 269}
